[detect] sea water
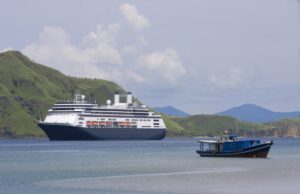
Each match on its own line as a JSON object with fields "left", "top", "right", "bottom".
{"left": 0, "top": 138, "right": 300, "bottom": 194}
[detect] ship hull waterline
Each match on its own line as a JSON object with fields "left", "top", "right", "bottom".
{"left": 196, "top": 142, "right": 273, "bottom": 158}
{"left": 38, "top": 123, "right": 167, "bottom": 140}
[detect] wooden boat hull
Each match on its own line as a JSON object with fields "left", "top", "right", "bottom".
{"left": 196, "top": 141, "right": 273, "bottom": 158}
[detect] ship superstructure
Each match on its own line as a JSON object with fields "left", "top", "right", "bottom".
{"left": 38, "top": 92, "right": 167, "bottom": 140}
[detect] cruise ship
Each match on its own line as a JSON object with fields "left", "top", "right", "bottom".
{"left": 38, "top": 92, "right": 167, "bottom": 140}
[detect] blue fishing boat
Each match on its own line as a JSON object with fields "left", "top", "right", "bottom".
{"left": 196, "top": 133, "right": 273, "bottom": 158}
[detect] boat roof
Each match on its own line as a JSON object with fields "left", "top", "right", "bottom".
{"left": 198, "top": 140, "right": 219, "bottom": 143}
{"left": 198, "top": 139, "right": 261, "bottom": 144}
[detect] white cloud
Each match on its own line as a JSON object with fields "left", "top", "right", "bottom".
{"left": 21, "top": 24, "right": 151, "bottom": 85}
{"left": 21, "top": 4, "right": 185, "bottom": 89}
{"left": 82, "top": 24, "right": 119, "bottom": 48}
{"left": 209, "top": 67, "right": 244, "bottom": 89}
{"left": 138, "top": 49, "right": 186, "bottom": 82}
{"left": 22, "top": 26, "right": 123, "bottom": 79}
{"left": 82, "top": 24, "right": 122, "bottom": 65}
{"left": 120, "top": 3, "right": 149, "bottom": 31}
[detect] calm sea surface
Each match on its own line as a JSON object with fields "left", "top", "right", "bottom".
{"left": 0, "top": 138, "right": 300, "bottom": 194}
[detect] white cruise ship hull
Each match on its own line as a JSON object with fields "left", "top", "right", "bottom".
{"left": 38, "top": 123, "right": 167, "bottom": 140}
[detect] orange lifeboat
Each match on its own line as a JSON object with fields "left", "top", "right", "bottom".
{"left": 86, "top": 121, "right": 92, "bottom": 126}
{"left": 92, "top": 121, "right": 98, "bottom": 126}
{"left": 99, "top": 121, "right": 106, "bottom": 126}
{"left": 125, "top": 122, "right": 131, "bottom": 127}
{"left": 117, "top": 122, "right": 124, "bottom": 128}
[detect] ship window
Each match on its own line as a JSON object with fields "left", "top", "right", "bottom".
{"left": 53, "top": 108, "right": 75, "bottom": 111}
{"left": 154, "top": 119, "right": 159, "bottom": 122}
{"left": 154, "top": 123, "right": 159, "bottom": 125}
{"left": 79, "top": 122, "right": 83, "bottom": 124}
{"left": 79, "top": 117, "right": 84, "bottom": 120}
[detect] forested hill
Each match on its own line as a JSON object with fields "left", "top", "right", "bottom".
{"left": 0, "top": 51, "right": 124, "bottom": 137}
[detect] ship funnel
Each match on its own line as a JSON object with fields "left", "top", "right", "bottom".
{"left": 114, "top": 92, "right": 120, "bottom": 105}
{"left": 126, "top": 92, "right": 132, "bottom": 104}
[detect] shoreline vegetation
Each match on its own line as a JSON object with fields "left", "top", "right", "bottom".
{"left": 1, "top": 51, "right": 300, "bottom": 138}
{"left": 164, "top": 115, "right": 300, "bottom": 138}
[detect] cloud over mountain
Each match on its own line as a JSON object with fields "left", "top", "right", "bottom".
{"left": 22, "top": 3, "right": 183, "bottom": 86}
{"left": 23, "top": 26, "right": 119, "bottom": 79}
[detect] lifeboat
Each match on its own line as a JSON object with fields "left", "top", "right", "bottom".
{"left": 99, "top": 121, "right": 106, "bottom": 126}
{"left": 86, "top": 121, "right": 92, "bottom": 126}
{"left": 125, "top": 122, "right": 131, "bottom": 127}
{"left": 119, "top": 122, "right": 126, "bottom": 126}
{"left": 92, "top": 121, "right": 98, "bottom": 126}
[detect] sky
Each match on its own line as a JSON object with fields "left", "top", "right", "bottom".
{"left": 0, "top": 0, "right": 299, "bottom": 114}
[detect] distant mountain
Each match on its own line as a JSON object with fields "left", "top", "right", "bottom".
{"left": 218, "top": 104, "right": 300, "bottom": 123}
{"left": 154, "top": 106, "right": 190, "bottom": 117}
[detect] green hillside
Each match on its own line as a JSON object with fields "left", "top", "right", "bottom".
{"left": 164, "top": 114, "right": 269, "bottom": 137}
{"left": 163, "top": 114, "right": 300, "bottom": 137}
{"left": 162, "top": 115, "right": 188, "bottom": 136}
{"left": 0, "top": 51, "right": 124, "bottom": 137}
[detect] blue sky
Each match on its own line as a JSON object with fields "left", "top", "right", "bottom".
{"left": 1, "top": 0, "right": 299, "bottom": 114}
